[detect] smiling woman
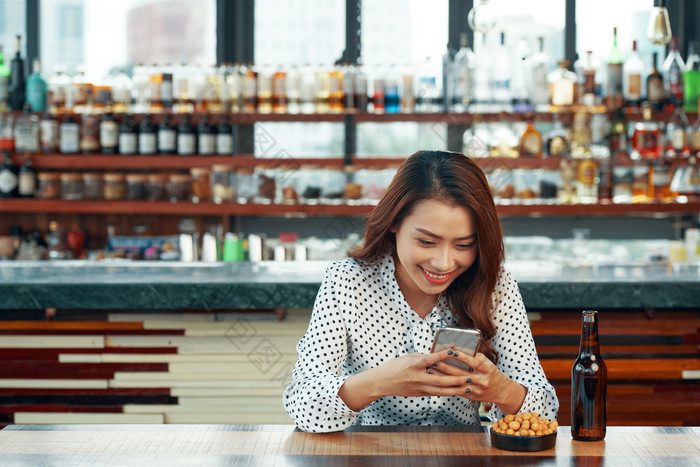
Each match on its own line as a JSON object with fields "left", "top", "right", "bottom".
{"left": 283, "top": 150, "right": 559, "bottom": 433}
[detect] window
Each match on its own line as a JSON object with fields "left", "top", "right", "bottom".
{"left": 0, "top": 0, "right": 26, "bottom": 60}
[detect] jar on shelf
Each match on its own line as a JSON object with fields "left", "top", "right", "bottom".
{"left": 298, "top": 164, "right": 322, "bottom": 203}
{"left": 166, "top": 173, "right": 191, "bottom": 202}
{"left": 319, "top": 165, "right": 345, "bottom": 202}
{"left": 512, "top": 169, "right": 541, "bottom": 204}
{"left": 103, "top": 173, "right": 126, "bottom": 201}
{"left": 358, "top": 165, "right": 392, "bottom": 201}
{"left": 343, "top": 165, "right": 363, "bottom": 202}
{"left": 125, "top": 173, "right": 147, "bottom": 200}
{"left": 145, "top": 173, "right": 167, "bottom": 201}
{"left": 190, "top": 167, "right": 212, "bottom": 202}
{"left": 211, "top": 165, "right": 234, "bottom": 203}
{"left": 59, "top": 173, "right": 83, "bottom": 200}
{"left": 235, "top": 167, "right": 257, "bottom": 203}
{"left": 257, "top": 165, "right": 277, "bottom": 203}
{"left": 277, "top": 164, "right": 300, "bottom": 204}
{"left": 37, "top": 172, "right": 60, "bottom": 199}
{"left": 82, "top": 173, "right": 103, "bottom": 200}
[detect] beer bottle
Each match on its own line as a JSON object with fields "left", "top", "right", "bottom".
{"left": 571, "top": 310, "right": 607, "bottom": 441}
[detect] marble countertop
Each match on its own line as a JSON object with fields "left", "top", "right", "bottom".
{"left": 1, "top": 260, "right": 699, "bottom": 310}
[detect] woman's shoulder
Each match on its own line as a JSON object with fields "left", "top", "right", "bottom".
{"left": 324, "top": 256, "right": 391, "bottom": 282}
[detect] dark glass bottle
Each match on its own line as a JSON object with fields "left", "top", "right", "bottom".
{"left": 0, "top": 152, "right": 19, "bottom": 197}
{"left": 118, "top": 114, "right": 138, "bottom": 155}
{"left": 157, "top": 113, "right": 176, "bottom": 154}
{"left": 8, "top": 35, "right": 25, "bottom": 111}
{"left": 176, "top": 114, "right": 196, "bottom": 155}
{"left": 99, "top": 108, "right": 118, "bottom": 154}
{"left": 138, "top": 114, "right": 157, "bottom": 155}
{"left": 216, "top": 114, "right": 234, "bottom": 155}
{"left": 571, "top": 310, "right": 607, "bottom": 441}
{"left": 197, "top": 114, "right": 215, "bottom": 155}
{"left": 646, "top": 52, "right": 664, "bottom": 110}
{"left": 18, "top": 156, "right": 36, "bottom": 198}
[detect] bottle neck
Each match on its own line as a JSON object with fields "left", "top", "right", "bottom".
{"left": 579, "top": 315, "right": 601, "bottom": 355}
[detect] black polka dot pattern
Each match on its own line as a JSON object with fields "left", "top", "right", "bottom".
{"left": 283, "top": 254, "right": 559, "bottom": 433}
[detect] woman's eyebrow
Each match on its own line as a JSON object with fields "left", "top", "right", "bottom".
{"left": 415, "top": 227, "right": 476, "bottom": 241}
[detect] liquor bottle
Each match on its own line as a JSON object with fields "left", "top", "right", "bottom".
{"left": 40, "top": 111, "right": 59, "bottom": 153}
{"left": 558, "top": 158, "right": 578, "bottom": 204}
{"left": 571, "top": 310, "right": 607, "bottom": 441}
{"left": 451, "top": 33, "right": 475, "bottom": 112}
{"left": 609, "top": 95, "right": 627, "bottom": 152}
{"left": 666, "top": 104, "right": 690, "bottom": 157}
{"left": 548, "top": 60, "right": 577, "bottom": 107}
{"left": 14, "top": 104, "right": 40, "bottom": 154}
{"left": 545, "top": 114, "right": 570, "bottom": 157}
{"left": 371, "top": 69, "right": 385, "bottom": 114}
{"left": 118, "top": 114, "right": 137, "bottom": 155}
{"left": 272, "top": 69, "right": 287, "bottom": 113}
{"left": 329, "top": 66, "right": 344, "bottom": 113}
{"left": 577, "top": 157, "right": 599, "bottom": 204}
{"left": 598, "top": 151, "right": 614, "bottom": 203}
{"left": 242, "top": 64, "right": 257, "bottom": 112}
{"left": 148, "top": 70, "right": 163, "bottom": 113}
{"left": 47, "top": 67, "right": 71, "bottom": 114}
{"left": 227, "top": 63, "right": 243, "bottom": 112}
{"left": 684, "top": 41, "right": 700, "bottom": 113}
{"left": 651, "top": 152, "right": 674, "bottom": 202}
{"left": 216, "top": 114, "right": 234, "bottom": 155}
{"left": 632, "top": 103, "right": 661, "bottom": 160}
{"left": 442, "top": 43, "right": 456, "bottom": 113}
{"left": 473, "top": 34, "right": 492, "bottom": 107}
{"left": 690, "top": 102, "right": 700, "bottom": 155}
{"left": 157, "top": 114, "right": 177, "bottom": 154}
{"left": 8, "top": 35, "right": 25, "bottom": 111}
{"left": 161, "top": 72, "right": 173, "bottom": 112}
{"left": 401, "top": 66, "right": 415, "bottom": 113}
{"left": 58, "top": 114, "right": 80, "bottom": 154}
{"left": 529, "top": 37, "right": 549, "bottom": 109}
{"left": 510, "top": 37, "right": 531, "bottom": 112}
{"left": 0, "top": 152, "right": 19, "bottom": 197}
{"left": 79, "top": 113, "right": 100, "bottom": 154}
{"left": 176, "top": 114, "right": 196, "bottom": 155}
{"left": 491, "top": 32, "right": 512, "bottom": 107}
{"left": 71, "top": 68, "right": 93, "bottom": 114}
{"left": 612, "top": 114, "right": 633, "bottom": 203}
{"left": 138, "top": 114, "right": 157, "bottom": 155}
{"left": 341, "top": 64, "right": 355, "bottom": 110}
{"left": 384, "top": 67, "right": 400, "bottom": 114}
{"left": 25, "top": 60, "right": 47, "bottom": 113}
{"left": 663, "top": 36, "right": 685, "bottom": 106}
{"left": 17, "top": 156, "right": 36, "bottom": 198}
{"left": 286, "top": 65, "right": 301, "bottom": 114}
{"left": 605, "top": 27, "right": 624, "bottom": 110}
{"left": 197, "top": 114, "right": 215, "bottom": 155}
{"left": 575, "top": 50, "right": 600, "bottom": 108}
{"left": 256, "top": 67, "right": 272, "bottom": 114}
{"left": 519, "top": 117, "right": 542, "bottom": 157}
{"left": 111, "top": 72, "right": 133, "bottom": 113}
{"left": 415, "top": 56, "right": 440, "bottom": 112}
{"left": 646, "top": 52, "right": 664, "bottom": 110}
{"left": 99, "top": 108, "right": 118, "bottom": 154}
{"left": 0, "top": 45, "right": 11, "bottom": 110}
{"left": 623, "top": 40, "right": 643, "bottom": 108}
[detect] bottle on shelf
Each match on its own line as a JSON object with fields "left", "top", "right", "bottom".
{"left": 597, "top": 151, "right": 614, "bottom": 203}
{"left": 176, "top": 114, "right": 196, "bottom": 155}
{"left": 646, "top": 52, "right": 664, "bottom": 110}
{"left": 558, "top": 158, "right": 578, "bottom": 204}
{"left": 14, "top": 103, "right": 40, "bottom": 154}
{"left": 197, "top": 114, "right": 215, "bottom": 155}
{"left": 216, "top": 113, "right": 235, "bottom": 155}
{"left": 47, "top": 66, "right": 71, "bottom": 114}
{"left": 0, "top": 152, "right": 19, "bottom": 198}
{"left": 39, "top": 111, "right": 59, "bottom": 153}
{"left": 473, "top": 34, "right": 492, "bottom": 108}
{"left": 529, "top": 37, "right": 550, "bottom": 109}
{"left": 384, "top": 66, "right": 400, "bottom": 114}
{"left": 0, "top": 45, "right": 10, "bottom": 111}
{"left": 314, "top": 67, "right": 331, "bottom": 113}
{"left": 577, "top": 156, "right": 599, "bottom": 204}
{"left": 651, "top": 150, "right": 674, "bottom": 202}
{"left": 157, "top": 114, "right": 177, "bottom": 154}
{"left": 371, "top": 67, "right": 385, "bottom": 114}
{"left": 491, "top": 32, "right": 512, "bottom": 108}
{"left": 18, "top": 156, "right": 36, "bottom": 198}
{"left": 242, "top": 63, "right": 257, "bottom": 112}
{"left": 299, "top": 64, "right": 316, "bottom": 114}
{"left": 118, "top": 114, "right": 137, "bottom": 155}
{"left": 518, "top": 116, "right": 542, "bottom": 158}
{"left": 575, "top": 50, "right": 600, "bottom": 108}
{"left": 354, "top": 64, "right": 369, "bottom": 112}
{"left": 138, "top": 114, "right": 158, "bottom": 155}
{"left": 226, "top": 62, "right": 243, "bottom": 113}
{"left": 663, "top": 36, "right": 685, "bottom": 106}
{"left": 605, "top": 27, "right": 624, "bottom": 110}
{"left": 684, "top": 41, "right": 700, "bottom": 113}
{"left": 58, "top": 114, "right": 80, "bottom": 154}
{"left": 79, "top": 112, "right": 100, "bottom": 154}
{"left": 400, "top": 65, "right": 415, "bottom": 113}
{"left": 451, "top": 32, "right": 475, "bottom": 112}
{"left": 99, "top": 106, "right": 118, "bottom": 154}
{"left": 286, "top": 64, "right": 301, "bottom": 114}
{"left": 329, "top": 66, "right": 344, "bottom": 113}
{"left": 110, "top": 72, "right": 133, "bottom": 113}
{"left": 71, "top": 67, "right": 93, "bottom": 114}
{"left": 24, "top": 59, "right": 47, "bottom": 113}
{"left": 548, "top": 60, "right": 577, "bottom": 107}
{"left": 612, "top": 121, "right": 634, "bottom": 203}
{"left": 415, "top": 56, "right": 440, "bottom": 112}
{"left": 666, "top": 104, "right": 690, "bottom": 158}
{"left": 690, "top": 100, "right": 700, "bottom": 155}
{"left": 161, "top": 71, "right": 173, "bottom": 112}
{"left": 571, "top": 310, "right": 607, "bottom": 441}
{"left": 8, "top": 35, "right": 25, "bottom": 111}
{"left": 442, "top": 43, "right": 456, "bottom": 114}
{"left": 272, "top": 68, "right": 287, "bottom": 113}
{"left": 545, "top": 114, "right": 570, "bottom": 157}
{"left": 623, "top": 40, "right": 644, "bottom": 108}
{"left": 510, "top": 36, "right": 531, "bottom": 112}
{"left": 256, "top": 66, "right": 273, "bottom": 114}
{"left": 631, "top": 103, "right": 661, "bottom": 160}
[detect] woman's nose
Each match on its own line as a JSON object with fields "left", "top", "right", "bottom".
{"left": 433, "top": 246, "right": 453, "bottom": 271}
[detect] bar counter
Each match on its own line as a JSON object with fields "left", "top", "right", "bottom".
{"left": 0, "top": 424, "right": 698, "bottom": 466}
{"left": 1, "top": 260, "right": 699, "bottom": 310}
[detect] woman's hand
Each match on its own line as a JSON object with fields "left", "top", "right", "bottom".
{"left": 338, "top": 349, "right": 469, "bottom": 411}
{"left": 431, "top": 351, "right": 527, "bottom": 415}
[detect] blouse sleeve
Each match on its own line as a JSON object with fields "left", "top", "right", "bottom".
{"left": 283, "top": 262, "right": 362, "bottom": 432}
{"left": 487, "top": 268, "right": 560, "bottom": 422}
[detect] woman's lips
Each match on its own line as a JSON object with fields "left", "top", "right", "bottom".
{"left": 420, "top": 266, "right": 454, "bottom": 284}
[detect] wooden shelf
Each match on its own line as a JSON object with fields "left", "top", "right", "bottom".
{"left": 2, "top": 199, "right": 699, "bottom": 218}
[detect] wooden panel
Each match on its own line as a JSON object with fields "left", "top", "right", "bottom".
{"left": 13, "top": 412, "right": 164, "bottom": 424}
{"left": 0, "top": 336, "right": 104, "bottom": 348}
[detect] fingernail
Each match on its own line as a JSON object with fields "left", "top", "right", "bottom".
{"left": 447, "top": 350, "right": 454, "bottom": 355}
{"left": 465, "top": 388, "right": 471, "bottom": 394}
{"left": 453, "top": 352, "right": 460, "bottom": 357}
{"left": 427, "top": 370, "right": 434, "bottom": 374}
{"left": 432, "top": 363, "right": 439, "bottom": 367}
{"left": 466, "top": 378, "right": 472, "bottom": 384}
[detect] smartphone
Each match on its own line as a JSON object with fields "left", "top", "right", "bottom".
{"left": 430, "top": 326, "right": 482, "bottom": 371}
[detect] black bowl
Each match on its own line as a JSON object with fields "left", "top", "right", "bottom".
{"left": 489, "top": 428, "right": 557, "bottom": 452}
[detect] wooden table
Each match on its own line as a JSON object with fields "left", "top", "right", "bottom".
{"left": 1, "top": 425, "right": 698, "bottom": 466}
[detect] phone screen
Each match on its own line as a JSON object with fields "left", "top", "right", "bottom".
{"left": 430, "top": 326, "right": 481, "bottom": 371}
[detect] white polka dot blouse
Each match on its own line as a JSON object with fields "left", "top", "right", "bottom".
{"left": 283, "top": 254, "right": 559, "bottom": 432}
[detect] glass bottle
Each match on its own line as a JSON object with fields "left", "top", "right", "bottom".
{"left": 371, "top": 67, "right": 385, "bottom": 114}
{"left": 0, "top": 45, "right": 10, "bottom": 111}
{"left": 545, "top": 114, "right": 570, "bottom": 157}
{"left": 664, "top": 36, "right": 685, "bottom": 106}
{"left": 519, "top": 117, "right": 542, "bottom": 157}
{"left": 666, "top": 104, "right": 690, "bottom": 157}
{"left": 329, "top": 66, "right": 344, "bottom": 113}
{"left": 597, "top": 151, "right": 613, "bottom": 203}
{"left": 138, "top": 114, "right": 157, "bottom": 155}
{"left": 548, "top": 60, "right": 577, "bottom": 107}
{"left": 577, "top": 157, "right": 599, "bottom": 204}
{"left": 354, "top": 65, "right": 369, "bottom": 112}
{"left": 176, "top": 114, "right": 196, "bottom": 155}
{"left": 491, "top": 32, "right": 512, "bottom": 107}
{"left": 612, "top": 135, "right": 634, "bottom": 203}
{"left": 571, "top": 310, "right": 607, "bottom": 441}
{"left": 651, "top": 152, "right": 674, "bottom": 202}
{"left": 216, "top": 114, "right": 234, "bottom": 155}
{"left": 227, "top": 62, "right": 243, "bottom": 112}
{"left": 605, "top": 27, "right": 624, "bottom": 110}
{"left": 118, "top": 114, "right": 137, "bottom": 155}
{"left": 242, "top": 63, "right": 257, "bottom": 112}
{"left": 99, "top": 108, "right": 118, "bottom": 154}
{"left": 111, "top": 72, "right": 133, "bottom": 113}
{"left": 8, "top": 35, "right": 25, "bottom": 111}
{"left": 632, "top": 103, "right": 661, "bottom": 160}
{"left": 286, "top": 64, "right": 301, "bottom": 114}
{"left": 0, "top": 152, "right": 19, "bottom": 198}
{"left": 690, "top": 102, "right": 700, "bottom": 155}
{"left": 40, "top": 111, "right": 59, "bottom": 153}
{"left": 59, "top": 114, "right": 80, "bottom": 154}
{"left": 71, "top": 68, "right": 93, "bottom": 114}
{"left": 510, "top": 36, "right": 531, "bottom": 112}
{"left": 529, "top": 37, "right": 549, "bottom": 109}
{"left": 47, "top": 67, "right": 71, "bottom": 114}
{"left": 558, "top": 158, "right": 578, "bottom": 204}
{"left": 14, "top": 104, "right": 40, "bottom": 154}
{"left": 384, "top": 67, "right": 400, "bottom": 114}
{"left": 272, "top": 68, "right": 287, "bottom": 113}
{"left": 18, "top": 157, "right": 36, "bottom": 198}
{"left": 25, "top": 59, "right": 47, "bottom": 113}
{"left": 575, "top": 50, "right": 601, "bottom": 108}
{"left": 315, "top": 67, "right": 331, "bottom": 113}
{"left": 157, "top": 114, "right": 177, "bottom": 154}
{"left": 623, "top": 40, "right": 643, "bottom": 108}
{"left": 79, "top": 113, "right": 100, "bottom": 154}
{"left": 415, "top": 56, "right": 440, "bottom": 112}
{"left": 646, "top": 52, "right": 664, "bottom": 110}
{"left": 256, "top": 67, "right": 273, "bottom": 114}
{"left": 197, "top": 114, "right": 215, "bottom": 155}
{"left": 473, "top": 34, "right": 492, "bottom": 107}
{"left": 400, "top": 65, "right": 415, "bottom": 113}
{"left": 684, "top": 41, "right": 700, "bottom": 113}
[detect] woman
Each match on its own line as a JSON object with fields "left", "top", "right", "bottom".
{"left": 284, "top": 150, "right": 558, "bottom": 433}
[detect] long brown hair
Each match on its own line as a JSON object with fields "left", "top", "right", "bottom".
{"left": 349, "top": 150, "right": 504, "bottom": 364}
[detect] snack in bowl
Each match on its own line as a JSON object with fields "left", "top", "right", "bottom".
{"left": 490, "top": 412, "right": 558, "bottom": 452}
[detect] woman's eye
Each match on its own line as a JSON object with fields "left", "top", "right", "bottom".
{"left": 418, "top": 239, "right": 434, "bottom": 246}
{"left": 457, "top": 243, "right": 475, "bottom": 249}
